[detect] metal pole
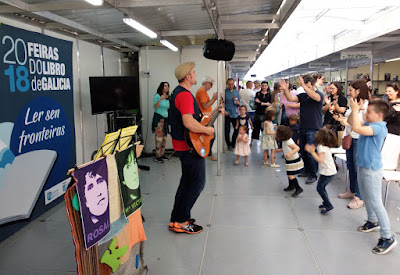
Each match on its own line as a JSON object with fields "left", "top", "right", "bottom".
{"left": 370, "top": 55, "right": 374, "bottom": 91}
{"left": 76, "top": 37, "right": 85, "bottom": 163}
{"left": 345, "top": 60, "right": 349, "bottom": 97}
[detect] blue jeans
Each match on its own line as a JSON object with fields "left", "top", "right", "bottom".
{"left": 346, "top": 138, "right": 361, "bottom": 198}
{"left": 299, "top": 129, "right": 318, "bottom": 177}
{"left": 246, "top": 111, "right": 255, "bottom": 124}
{"left": 170, "top": 151, "right": 206, "bottom": 223}
{"left": 358, "top": 167, "right": 391, "bottom": 239}
{"left": 317, "top": 175, "right": 335, "bottom": 208}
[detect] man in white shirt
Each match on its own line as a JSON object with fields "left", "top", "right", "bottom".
{"left": 239, "top": 81, "right": 256, "bottom": 121}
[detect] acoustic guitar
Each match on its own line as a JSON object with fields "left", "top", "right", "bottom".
{"left": 188, "top": 107, "right": 222, "bottom": 157}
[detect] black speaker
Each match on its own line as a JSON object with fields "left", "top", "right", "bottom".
{"left": 203, "top": 38, "right": 235, "bottom": 61}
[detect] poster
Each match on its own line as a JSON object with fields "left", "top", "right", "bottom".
{"left": 115, "top": 147, "right": 142, "bottom": 217}
{"left": 74, "top": 158, "right": 110, "bottom": 250}
{"left": 0, "top": 24, "right": 75, "bottom": 235}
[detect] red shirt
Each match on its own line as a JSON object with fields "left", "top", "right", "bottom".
{"left": 172, "top": 91, "right": 195, "bottom": 151}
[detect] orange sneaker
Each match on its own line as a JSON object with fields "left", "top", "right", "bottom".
{"left": 170, "top": 220, "right": 203, "bottom": 234}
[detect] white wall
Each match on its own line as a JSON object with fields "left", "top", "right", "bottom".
{"left": 0, "top": 16, "right": 134, "bottom": 165}
{"left": 139, "top": 46, "right": 223, "bottom": 154}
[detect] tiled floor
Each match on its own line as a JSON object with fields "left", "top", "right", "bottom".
{"left": 1, "top": 142, "right": 400, "bottom": 275}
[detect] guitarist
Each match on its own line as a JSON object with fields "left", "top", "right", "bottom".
{"left": 169, "top": 62, "right": 219, "bottom": 234}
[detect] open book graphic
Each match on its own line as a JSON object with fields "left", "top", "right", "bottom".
{"left": 0, "top": 149, "right": 57, "bottom": 225}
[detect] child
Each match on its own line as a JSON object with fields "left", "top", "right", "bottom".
{"left": 236, "top": 105, "right": 254, "bottom": 133}
{"left": 288, "top": 114, "right": 300, "bottom": 145}
{"left": 234, "top": 125, "right": 251, "bottom": 166}
{"left": 304, "top": 128, "right": 337, "bottom": 214}
{"left": 261, "top": 109, "right": 280, "bottom": 168}
{"left": 276, "top": 126, "right": 304, "bottom": 197}
{"left": 344, "top": 99, "right": 396, "bottom": 255}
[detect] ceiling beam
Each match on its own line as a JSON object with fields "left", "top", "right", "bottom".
{"left": 226, "top": 35, "right": 266, "bottom": 40}
{"left": 234, "top": 41, "right": 268, "bottom": 46}
{"left": 115, "top": 0, "right": 201, "bottom": 8}
{"left": 220, "top": 14, "right": 279, "bottom": 21}
{"left": 160, "top": 29, "right": 214, "bottom": 37}
{"left": 222, "top": 23, "right": 279, "bottom": 30}
{"left": 0, "top": 1, "right": 110, "bottom": 13}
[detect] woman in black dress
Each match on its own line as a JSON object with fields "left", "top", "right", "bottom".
{"left": 251, "top": 81, "right": 272, "bottom": 146}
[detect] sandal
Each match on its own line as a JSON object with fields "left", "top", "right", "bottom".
{"left": 234, "top": 160, "right": 239, "bottom": 165}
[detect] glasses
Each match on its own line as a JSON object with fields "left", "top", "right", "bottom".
{"left": 208, "top": 82, "right": 214, "bottom": 87}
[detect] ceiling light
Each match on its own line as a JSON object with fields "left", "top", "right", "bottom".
{"left": 258, "top": 44, "right": 261, "bottom": 47}
{"left": 261, "top": 38, "right": 265, "bottom": 41}
{"left": 256, "top": 48, "right": 259, "bottom": 52}
{"left": 385, "top": 57, "right": 400, "bottom": 63}
{"left": 123, "top": 17, "right": 157, "bottom": 39}
{"left": 160, "top": 39, "right": 178, "bottom": 51}
{"left": 85, "top": 0, "right": 103, "bottom": 6}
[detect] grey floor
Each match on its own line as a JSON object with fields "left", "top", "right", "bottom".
{"left": 1, "top": 142, "right": 400, "bottom": 275}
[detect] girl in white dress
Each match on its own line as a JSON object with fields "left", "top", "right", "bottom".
{"left": 234, "top": 125, "right": 251, "bottom": 166}
{"left": 261, "top": 109, "right": 279, "bottom": 167}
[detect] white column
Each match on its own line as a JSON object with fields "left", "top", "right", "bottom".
{"left": 216, "top": 60, "right": 226, "bottom": 176}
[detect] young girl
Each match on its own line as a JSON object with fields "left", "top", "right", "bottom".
{"left": 236, "top": 105, "right": 254, "bottom": 133}
{"left": 261, "top": 109, "right": 280, "bottom": 168}
{"left": 305, "top": 128, "right": 338, "bottom": 214}
{"left": 276, "top": 126, "right": 304, "bottom": 197}
{"left": 234, "top": 125, "right": 251, "bottom": 166}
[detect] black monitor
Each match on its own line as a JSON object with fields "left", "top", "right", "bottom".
{"left": 89, "top": 76, "right": 140, "bottom": 114}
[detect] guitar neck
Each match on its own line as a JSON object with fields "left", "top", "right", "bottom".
{"left": 207, "top": 109, "right": 220, "bottom": 127}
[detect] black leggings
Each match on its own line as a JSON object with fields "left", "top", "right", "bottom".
{"left": 252, "top": 114, "right": 264, "bottom": 140}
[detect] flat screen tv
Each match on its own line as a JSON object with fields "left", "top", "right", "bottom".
{"left": 89, "top": 76, "right": 140, "bottom": 114}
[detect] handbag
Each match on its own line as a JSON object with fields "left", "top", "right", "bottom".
{"left": 342, "top": 134, "right": 352, "bottom": 150}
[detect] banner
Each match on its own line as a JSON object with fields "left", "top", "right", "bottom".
{"left": 0, "top": 24, "right": 75, "bottom": 235}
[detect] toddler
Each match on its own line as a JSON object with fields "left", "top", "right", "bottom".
{"left": 276, "top": 126, "right": 304, "bottom": 197}
{"left": 261, "top": 109, "right": 280, "bottom": 168}
{"left": 236, "top": 105, "right": 254, "bottom": 133}
{"left": 234, "top": 125, "right": 251, "bottom": 166}
{"left": 305, "top": 128, "right": 337, "bottom": 214}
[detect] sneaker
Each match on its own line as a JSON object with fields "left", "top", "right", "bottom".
{"left": 292, "top": 188, "right": 303, "bottom": 197}
{"left": 306, "top": 176, "right": 318, "bottom": 184}
{"left": 358, "top": 221, "right": 380, "bottom": 233}
{"left": 270, "top": 163, "right": 280, "bottom": 168}
{"left": 372, "top": 237, "right": 397, "bottom": 255}
{"left": 264, "top": 161, "right": 271, "bottom": 166}
{"left": 298, "top": 172, "right": 309, "bottom": 178}
{"left": 168, "top": 218, "right": 196, "bottom": 231}
{"left": 161, "top": 155, "right": 169, "bottom": 161}
{"left": 244, "top": 163, "right": 249, "bottom": 167}
{"left": 207, "top": 155, "right": 218, "bottom": 161}
{"left": 321, "top": 206, "right": 334, "bottom": 214}
{"left": 170, "top": 221, "right": 203, "bottom": 234}
{"left": 234, "top": 160, "right": 239, "bottom": 165}
{"left": 338, "top": 190, "right": 355, "bottom": 199}
{"left": 348, "top": 197, "right": 364, "bottom": 209}
{"left": 228, "top": 146, "right": 234, "bottom": 151}
{"left": 319, "top": 204, "right": 326, "bottom": 209}
{"left": 154, "top": 157, "right": 164, "bottom": 163}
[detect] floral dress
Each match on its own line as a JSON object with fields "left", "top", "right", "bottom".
{"left": 261, "top": 121, "right": 278, "bottom": 150}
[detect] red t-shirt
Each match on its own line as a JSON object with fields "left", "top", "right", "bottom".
{"left": 172, "top": 91, "right": 195, "bottom": 151}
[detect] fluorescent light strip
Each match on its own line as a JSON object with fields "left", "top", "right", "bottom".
{"left": 123, "top": 18, "right": 157, "bottom": 39}
{"left": 85, "top": 0, "right": 103, "bottom": 6}
{"left": 385, "top": 57, "right": 400, "bottom": 63}
{"left": 160, "top": 39, "right": 178, "bottom": 52}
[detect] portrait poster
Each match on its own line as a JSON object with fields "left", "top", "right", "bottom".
{"left": 115, "top": 147, "right": 142, "bottom": 218}
{"left": 74, "top": 158, "right": 110, "bottom": 250}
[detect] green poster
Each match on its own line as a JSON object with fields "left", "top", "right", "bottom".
{"left": 115, "top": 147, "right": 142, "bottom": 218}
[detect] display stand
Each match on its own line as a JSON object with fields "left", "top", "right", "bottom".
{"left": 65, "top": 126, "right": 148, "bottom": 275}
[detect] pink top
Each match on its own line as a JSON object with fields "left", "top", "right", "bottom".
{"left": 274, "top": 91, "right": 299, "bottom": 117}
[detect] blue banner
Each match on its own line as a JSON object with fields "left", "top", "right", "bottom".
{"left": 0, "top": 23, "right": 75, "bottom": 238}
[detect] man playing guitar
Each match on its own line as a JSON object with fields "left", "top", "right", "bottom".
{"left": 169, "top": 62, "right": 222, "bottom": 234}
